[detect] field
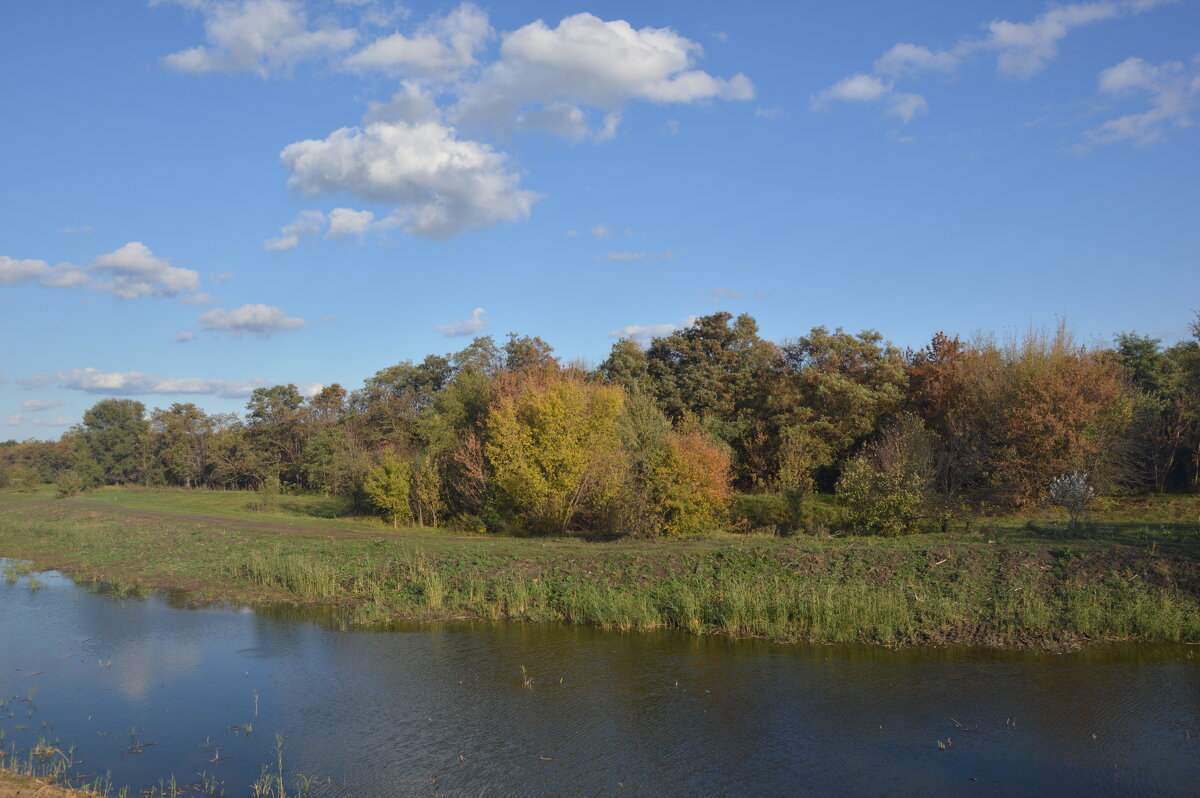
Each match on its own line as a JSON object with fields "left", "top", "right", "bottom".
{"left": 1, "top": 486, "right": 1198, "bottom": 648}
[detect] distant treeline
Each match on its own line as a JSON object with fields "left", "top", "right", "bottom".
{"left": 3, "top": 312, "right": 1199, "bottom": 535}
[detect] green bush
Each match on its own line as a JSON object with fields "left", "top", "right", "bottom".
{"left": 837, "top": 456, "right": 926, "bottom": 535}
{"left": 54, "top": 469, "right": 86, "bottom": 498}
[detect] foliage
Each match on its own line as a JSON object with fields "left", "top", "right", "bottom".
{"left": 485, "top": 371, "right": 625, "bottom": 534}
{"left": 361, "top": 458, "right": 412, "bottom": 528}
{"left": 645, "top": 426, "right": 733, "bottom": 536}
{"left": 72, "top": 398, "right": 149, "bottom": 485}
{"left": 54, "top": 469, "right": 85, "bottom": 498}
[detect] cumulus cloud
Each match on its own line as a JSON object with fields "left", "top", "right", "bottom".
{"left": 91, "top": 242, "right": 200, "bottom": 299}
{"left": 1078, "top": 54, "right": 1199, "bottom": 149}
{"left": 30, "top": 367, "right": 319, "bottom": 399}
{"left": 174, "top": 331, "right": 197, "bottom": 343}
{"left": 589, "top": 223, "right": 611, "bottom": 239}
{"left": 0, "top": 256, "right": 51, "bottom": 285}
{"left": 326, "top": 207, "right": 375, "bottom": 239}
{"left": 4, "top": 415, "right": 20, "bottom": 427}
{"left": 264, "top": 209, "right": 326, "bottom": 251}
{"left": 364, "top": 80, "right": 441, "bottom": 124}
{"left": 435, "top": 307, "right": 487, "bottom": 337}
{"left": 814, "top": 1, "right": 1171, "bottom": 123}
{"left": 198, "top": 304, "right": 307, "bottom": 337}
{"left": 343, "top": 2, "right": 491, "bottom": 79}
{"left": 281, "top": 121, "right": 539, "bottom": 239}
{"left": 160, "top": 0, "right": 357, "bottom": 77}
{"left": 167, "top": 6, "right": 754, "bottom": 238}
{"left": 56, "top": 225, "right": 92, "bottom": 235}
{"left": 453, "top": 12, "right": 753, "bottom": 140}
{"left": 20, "top": 400, "right": 62, "bottom": 412}
{"left": 4, "top": 243, "right": 200, "bottom": 298}
{"left": 604, "top": 252, "right": 646, "bottom": 262}
{"left": 610, "top": 315, "right": 698, "bottom": 341}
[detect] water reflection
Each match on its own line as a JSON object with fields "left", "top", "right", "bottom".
{"left": 1, "top": 561, "right": 1197, "bottom": 796}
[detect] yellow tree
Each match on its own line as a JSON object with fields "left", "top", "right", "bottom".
{"left": 485, "top": 371, "right": 625, "bottom": 534}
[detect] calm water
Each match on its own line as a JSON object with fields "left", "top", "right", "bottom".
{"left": 1, "top": 561, "right": 1198, "bottom": 797}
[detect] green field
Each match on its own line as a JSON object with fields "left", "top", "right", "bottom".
{"left": 2, "top": 487, "right": 1198, "bottom": 648}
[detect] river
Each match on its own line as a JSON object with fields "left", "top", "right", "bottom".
{"left": 1, "top": 561, "right": 1197, "bottom": 796}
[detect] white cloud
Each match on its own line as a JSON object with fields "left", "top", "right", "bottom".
{"left": 755, "top": 107, "right": 782, "bottom": 120}
{"left": 20, "top": 400, "right": 62, "bottom": 412}
{"left": 0, "top": 256, "right": 51, "bottom": 285}
{"left": 43, "top": 265, "right": 90, "bottom": 289}
{"left": 326, "top": 207, "right": 375, "bottom": 239}
{"left": 161, "top": 0, "right": 357, "bottom": 77}
{"left": 813, "top": 74, "right": 890, "bottom": 108}
{"left": 264, "top": 209, "right": 326, "bottom": 251}
{"left": 874, "top": 43, "right": 960, "bottom": 78}
{"left": 1079, "top": 54, "right": 1199, "bottom": 149}
{"left": 198, "top": 303, "right": 307, "bottom": 337}
{"left": 815, "top": 1, "right": 1172, "bottom": 123}
{"left": 886, "top": 92, "right": 929, "bottom": 122}
{"left": 343, "top": 2, "right": 491, "bottom": 79}
{"left": 56, "top": 225, "right": 93, "bottom": 235}
{"left": 175, "top": 331, "right": 197, "bottom": 343}
{"left": 610, "top": 315, "right": 698, "bottom": 341}
{"left": 40, "top": 367, "right": 276, "bottom": 398}
{"left": 91, "top": 242, "right": 200, "bottom": 299}
{"left": 364, "top": 80, "right": 440, "bottom": 124}
{"left": 5, "top": 414, "right": 21, "bottom": 427}
{"left": 604, "top": 252, "right": 646, "bottom": 262}
{"left": 452, "top": 12, "right": 753, "bottom": 139}
{"left": 589, "top": 223, "right": 610, "bottom": 239}
{"left": 210, "top": 271, "right": 235, "bottom": 283}
{"left": 281, "top": 121, "right": 539, "bottom": 239}
{"left": 435, "top": 307, "right": 486, "bottom": 337}
{"left": 711, "top": 288, "right": 743, "bottom": 300}
{"left": 181, "top": 292, "right": 219, "bottom": 305}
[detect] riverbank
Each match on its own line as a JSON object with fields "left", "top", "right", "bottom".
{"left": 2, "top": 487, "right": 1198, "bottom": 648}
{"left": 0, "top": 771, "right": 100, "bottom": 798}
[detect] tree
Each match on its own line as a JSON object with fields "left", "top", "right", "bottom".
{"left": 245, "top": 385, "right": 307, "bottom": 486}
{"left": 775, "top": 327, "right": 907, "bottom": 488}
{"left": 599, "top": 337, "right": 650, "bottom": 393}
{"left": 837, "top": 416, "right": 933, "bottom": 536}
{"left": 150, "top": 403, "right": 214, "bottom": 488}
{"left": 362, "top": 458, "right": 411, "bottom": 528}
{"left": 994, "top": 326, "right": 1132, "bottom": 504}
{"left": 647, "top": 425, "right": 733, "bottom": 536}
{"left": 485, "top": 371, "right": 625, "bottom": 534}
{"left": 73, "top": 399, "right": 149, "bottom": 485}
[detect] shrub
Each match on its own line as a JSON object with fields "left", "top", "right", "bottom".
{"left": 362, "top": 458, "right": 412, "bottom": 528}
{"left": 837, "top": 455, "right": 927, "bottom": 535}
{"left": 54, "top": 469, "right": 85, "bottom": 498}
{"left": 1047, "top": 471, "right": 1095, "bottom": 526}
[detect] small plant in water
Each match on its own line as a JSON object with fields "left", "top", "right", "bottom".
{"left": 520, "top": 664, "right": 533, "bottom": 689}
{"left": 1047, "top": 471, "right": 1095, "bottom": 529}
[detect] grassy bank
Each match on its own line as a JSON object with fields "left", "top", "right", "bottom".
{"left": 0, "top": 771, "right": 102, "bottom": 798}
{"left": 2, "top": 487, "right": 1199, "bottom": 648}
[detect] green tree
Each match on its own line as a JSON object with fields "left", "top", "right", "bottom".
{"left": 73, "top": 399, "right": 150, "bottom": 485}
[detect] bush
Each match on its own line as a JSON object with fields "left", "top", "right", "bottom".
{"left": 13, "top": 466, "right": 42, "bottom": 493}
{"left": 1047, "top": 471, "right": 1095, "bottom": 526}
{"left": 837, "top": 455, "right": 926, "bottom": 535}
{"left": 54, "top": 469, "right": 85, "bottom": 498}
{"left": 362, "top": 458, "right": 412, "bottom": 528}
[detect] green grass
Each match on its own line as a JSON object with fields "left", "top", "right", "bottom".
{"left": 1, "top": 487, "right": 1198, "bottom": 648}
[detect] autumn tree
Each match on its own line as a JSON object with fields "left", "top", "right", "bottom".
{"left": 485, "top": 370, "right": 625, "bottom": 534}
{"left": 362, "top": 457, "right": 412, "bottom": 527}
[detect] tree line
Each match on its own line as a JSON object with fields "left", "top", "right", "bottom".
{"left": 3, "top": 312, "right": 1198, "bottom": 535}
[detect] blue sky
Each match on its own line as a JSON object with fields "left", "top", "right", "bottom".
{"left": 2, "top": 0, "right": 1197, "bottom": 439}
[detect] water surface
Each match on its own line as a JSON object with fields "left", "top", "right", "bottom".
{"left": 1, "top": 562, "right": 1197, "bottom": 796}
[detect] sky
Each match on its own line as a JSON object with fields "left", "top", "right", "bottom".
{"left": 1, "top": 0, "right": 1198, "bottom": 439}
